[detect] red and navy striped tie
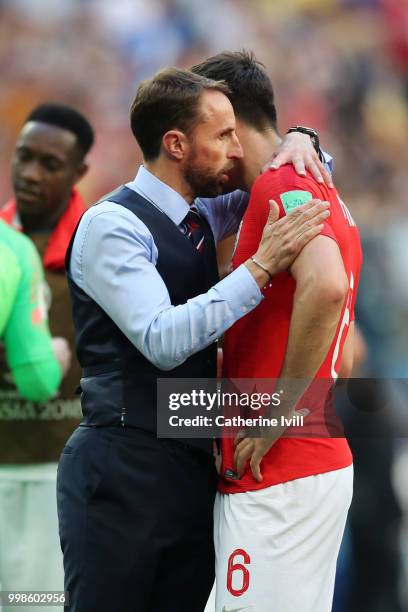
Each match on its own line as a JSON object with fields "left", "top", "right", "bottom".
{"left": 181, "top": 205, "right": 205, "bottom": 252}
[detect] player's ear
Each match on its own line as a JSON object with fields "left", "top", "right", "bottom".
{"left": 74, "top": 161, "right": 89, "bottom": 183}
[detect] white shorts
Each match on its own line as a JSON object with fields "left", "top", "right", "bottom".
{"left": 214, "top": 465, "right": 353, "bottom": 612}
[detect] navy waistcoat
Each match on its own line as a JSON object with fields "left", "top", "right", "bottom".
{"left": 65, "top": 186, "right": 219, "bottom": 454}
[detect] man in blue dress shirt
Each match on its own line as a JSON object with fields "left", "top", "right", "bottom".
{"left": 57, "top": 67, "right": 330, "bottom": 612}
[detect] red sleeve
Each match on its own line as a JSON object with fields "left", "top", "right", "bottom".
{"left": 262, "top": 166, "right": 337, "bottom": 236}
{"left": 232, "top": 166, "right": 338, "bottom": 270}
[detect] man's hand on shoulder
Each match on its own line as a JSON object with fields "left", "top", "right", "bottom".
{"left": 264, "top": 131, "right": 334, "bottom": 188}
{"left": 244, "top": 198, "right": 330, "bottom": 288}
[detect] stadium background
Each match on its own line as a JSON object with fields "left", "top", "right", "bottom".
{"left": 0, "top": 0, "right": 407, "bottom": 610}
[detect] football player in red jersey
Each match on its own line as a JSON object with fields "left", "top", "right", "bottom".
{"left": 193, "top": 52, "right": 362, "bottom": 612}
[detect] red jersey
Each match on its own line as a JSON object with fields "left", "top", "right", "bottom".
{"left": 220, "top": 165, "right": 363, "bottom": 493}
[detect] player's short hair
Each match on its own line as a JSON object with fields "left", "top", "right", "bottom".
{"left": 192, "top": 50, "right": 278, "bottom": 132}
{"left": 25, "top": 103, "right": 94, "bottom": 157}
{"left": 130, "top": 67, "right": 231, "bottom": 161}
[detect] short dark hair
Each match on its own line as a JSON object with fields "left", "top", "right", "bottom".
{"left": 25, "top": 103, "right": 94, "bottom": 157}
{"left": 130, "top": 67, "right": 231, "bottom": 161}
{"left": 192, "top": 50, "right": 277, "bottom": 132}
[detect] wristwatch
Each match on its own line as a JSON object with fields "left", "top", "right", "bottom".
{"left": 286, "top": 126, "right": 323, "bottom": 161}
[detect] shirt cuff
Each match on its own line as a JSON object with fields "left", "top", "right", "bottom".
{"left": 321, "top": 149, "right": 333, "bottom": 174}
{"left": 215, "top": 263, "right": 264, "bottom": 316}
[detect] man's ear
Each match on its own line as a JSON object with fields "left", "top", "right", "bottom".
{"left": 162, "top": 130, "right": 188, "bottom": 161}
{"left": 74, "top": 161, "right": 89, "bottom": 183}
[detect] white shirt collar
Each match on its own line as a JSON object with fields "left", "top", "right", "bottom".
{"left": 127, "top": 165, "right": 190, "bottom": 226}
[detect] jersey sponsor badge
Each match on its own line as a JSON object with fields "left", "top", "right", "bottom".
{"left": 280, "top": 190, "right": 313, "bottom": 215}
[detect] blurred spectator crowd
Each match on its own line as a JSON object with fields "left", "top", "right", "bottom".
{"left": 0, "top": 0, "right": 407, "bottom": 219}
{"left": 0, "top": 0, "right": 407, "bottom": 214}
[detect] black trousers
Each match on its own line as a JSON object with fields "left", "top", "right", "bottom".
{"left": 57, "top": 426, "right": 217, "bottom": 612}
